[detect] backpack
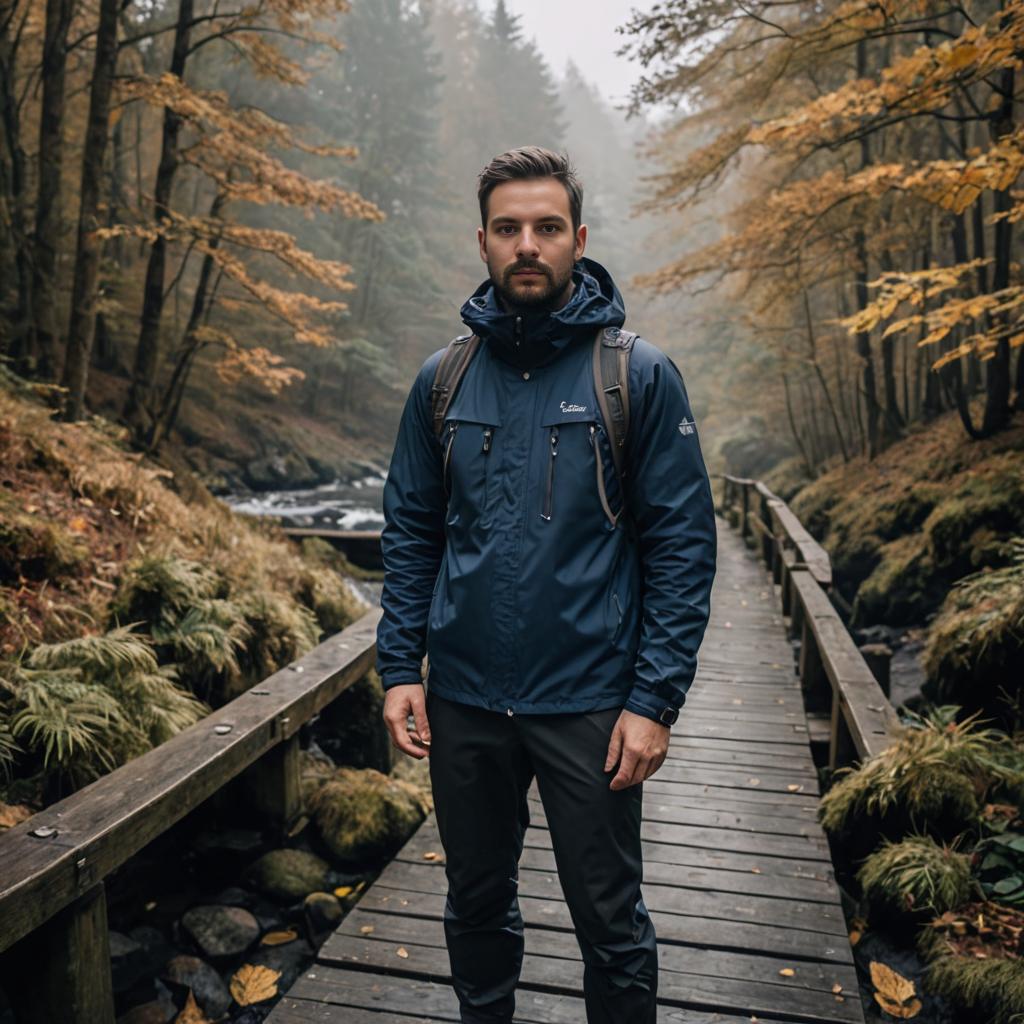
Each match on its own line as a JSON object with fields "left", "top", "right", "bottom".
{"left": 429, "top": 326, "right": 638, "bottom": 526}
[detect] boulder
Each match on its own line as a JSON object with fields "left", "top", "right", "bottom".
{"left": 243, "top": 848, "right": 330, "bottom": 904}
{"left": 303, "top": 892, "right": 343, "bottom": 936}
{"left": 180, "top": 905, "right": 259, "bottom": 961}
{"left": 306, "top": 766, "right": 428, "bottom": 865}
{"left": 160, "top": 955, "right": 232, "bottom": 1020}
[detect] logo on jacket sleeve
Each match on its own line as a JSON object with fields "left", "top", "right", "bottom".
{"left": 678, "top": 417, "right": 695, "bottom": 436}
{"left": 560, "top": 401, "right": 588, "bottom": 413}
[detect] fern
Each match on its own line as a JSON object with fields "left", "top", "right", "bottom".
{"left": 8, "top": 669, "right": 129, "bottom": 782}
{"left": 27, "top": 624, "right": 157, "bottom": 678}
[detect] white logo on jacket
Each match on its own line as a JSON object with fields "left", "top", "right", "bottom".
{"left": 560, "top": 401, "right": 587, "bottom": 413}
{"left": 678, "top": 418, "right": 695, "bottom": 436}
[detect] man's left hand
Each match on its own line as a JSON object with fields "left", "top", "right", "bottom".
{"left": 604, "top": 710, "right": 671, "bottom": 791}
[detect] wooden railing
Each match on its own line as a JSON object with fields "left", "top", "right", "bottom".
{"left": 0, "top": 606, "right": 381, "bottom": 1024}
{"left": 718, "top": 475, "right": 900, "bottom": 769}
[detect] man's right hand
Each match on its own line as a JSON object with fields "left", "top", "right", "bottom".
{"left": 383, "top": 683, "right": 431, "bottom": 759}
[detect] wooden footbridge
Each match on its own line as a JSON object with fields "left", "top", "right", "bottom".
{"left": 0, "top": 477, "right": 900, "bottom": 1024}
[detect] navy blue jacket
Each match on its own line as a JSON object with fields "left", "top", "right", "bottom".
{"left": 376, "top": 257, "right": 717, "bottom": 722}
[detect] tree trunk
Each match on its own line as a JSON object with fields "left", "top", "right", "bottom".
{"left": 803, "top": 288, "right": 849, "bottom": 461}
{"left": 30, "top": 0, "right": 74, "bottom": 381}
{"left": 60, "top": 0, "right": 119, "bottom": 421}
{"left": 0, "top": 1, "right": 31, "bottom": 363}
{"left": 878, "top": 247, "right": 905, "bottom": 441}
{"left": 979, "top": 51, "right": 1014, "bottom": 436}
{"left": 148, "top": 192, "right": 226, "bottom": 451}
{"left": 123, "top": 0, "right": 194, "bottom": 436}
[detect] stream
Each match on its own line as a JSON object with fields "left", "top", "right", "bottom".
{"left": 218, "top": 472, "right": 387, "bottom": 532}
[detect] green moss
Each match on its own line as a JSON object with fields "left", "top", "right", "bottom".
{"left": 858, "top": 835, "right": 973, "bottom": 919}
{"left": 819, "top": 712, "right": 1016, "bottom": 854}
{"left": 245, "top": 848, "right": 331, "bottom": 903}
{"left": 926, "top": 955, "right": 1024, "bottom": 1024}
{"left": 924, "top": 464, "right": 1024, "bottom": 575}
{"left": 0, "top": 498, "right": 89, "bottom": 584}
{"left": 853, "top": 533, "right": 937, "bottom": 627}
{"left": 923, "top": 544, "right": 1024, "bottom": 724}
{"left": 305, "top": 763, "right": 428, "bottom": 865}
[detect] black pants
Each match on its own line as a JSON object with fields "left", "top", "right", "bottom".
{"left": 427, "top": 689, "right": 658, "bottom": 1023}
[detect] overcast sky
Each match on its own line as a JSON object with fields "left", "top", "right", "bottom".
{"left": 504, "top": 0, "right": 646, "bottom": 109}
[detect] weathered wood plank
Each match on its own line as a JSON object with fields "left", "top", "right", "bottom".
{"left": 356, "top": 887, "right": 853, "bottom": 964}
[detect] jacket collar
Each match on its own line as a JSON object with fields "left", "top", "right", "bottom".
{"left": 459, "top": 256, "right": 626, "bottom": 368}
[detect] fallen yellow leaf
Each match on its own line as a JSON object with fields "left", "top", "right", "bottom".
{"left": 832, "top": 983, "right": 843, "bottom": 994}
{"left": 870, "top": 961, "right": 921, "bottom": 1019}
{"left": 787, "top": 784, "right": 803, "bottom": 792}
{"left": 0, "top": 802, "right": 33, "bottom": 829}
{"left": 260, "top": 929, "right": 298, "bottom": 946}
{"left": 779, "top": 967, "right": 795, "bottom": 977}
{"left": 359, "top": 925, "right": 375, "bottom": 935}
{"left": 68, "top": 515, "right": 89, "bottom": 533}
{"left": 423, "top": 851, "right": 441, "bottom": 861}
{"left": 174, "top": 991, "right": 211, "bottom": 1024}
{"left": 229, "top": 964, "right": 281, "bottom": 1006}
{"left": 334, "top": 885, "right": 353, "bottom": 898}
{"left": 396, "top": 946, "right": 409, "bottom": 959}
{"left": 747, "top": 777, "right": 761, "bottom": 786}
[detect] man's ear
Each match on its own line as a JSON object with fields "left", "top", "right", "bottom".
{"left": 574, "top": 224, "right": 588, "bottom": 261}
{"left": 477, "top": 226, "right": 487, "bottom": 264}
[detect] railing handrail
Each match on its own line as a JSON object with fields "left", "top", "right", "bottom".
{"left": 716, "top": 473, "right": 899, "bottom": 766}
{"left": 0, "top": 606, "right": 381, "bottom": 957}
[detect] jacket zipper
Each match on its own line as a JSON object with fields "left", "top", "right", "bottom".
{"left": 541, "top": 426, "right": 558, "bottom": 521}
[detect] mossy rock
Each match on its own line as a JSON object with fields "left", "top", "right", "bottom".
{"left": 852, "top": 534, "right": 937, "bottom": 627}
{"left": 306, "top": 765, "right": 428, "bottom": 866}
{"left": 857, "top": 836, "right": 973, "bottom": 929}
{"left": 0, "top": 499, "right": 89, "bottom": 584}
{"left": 923, "top": 550, "right": 1024, "bottom": 723}
{"left": 244, "top": 848, "right": 331, "bottom": 903}
{"left": 925, "top": 954, "right": 1024, "bottom": 1024}
{"left": 315, "top": 670, "right": 391, "bottom": 773}
{"left": 924, "top": 467, "right": 1024, "bottom": 575}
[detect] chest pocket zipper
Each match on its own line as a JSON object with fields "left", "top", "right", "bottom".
{"left": 540, "top": 426, "right": 559, "bottom": 521}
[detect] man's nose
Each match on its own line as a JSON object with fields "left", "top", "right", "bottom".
{"left": 515, "top": 229, "right": 540, "bottom": 258}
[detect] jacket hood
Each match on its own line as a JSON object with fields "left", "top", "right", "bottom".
{"left": 459, "top": 256, "right": 626, "bottom": 360}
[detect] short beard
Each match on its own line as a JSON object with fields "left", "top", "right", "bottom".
{"left": 489, "top": 257, "right": 574, "bottom": 313}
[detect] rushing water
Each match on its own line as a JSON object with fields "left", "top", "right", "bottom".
{"left": 219, "top": 471, "right": 387, "bottom": 532}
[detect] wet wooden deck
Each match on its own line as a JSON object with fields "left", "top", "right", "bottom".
{"left": 267, "top": 517, "right": 864, "bottom": 1023}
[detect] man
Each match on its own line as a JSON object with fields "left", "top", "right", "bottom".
{"left": 377, "top": 147, "right": 717, "bottom": 1024}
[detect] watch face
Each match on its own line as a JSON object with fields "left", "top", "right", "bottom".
{"left": 659, "top": 707, "right": 678, "bottom": 725}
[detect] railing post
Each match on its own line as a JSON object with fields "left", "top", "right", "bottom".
{"left": 829, "top": 697, "right": 857, "bottom": 771}
{"left": 859, "top": 643, "right": 893, "bottom": 699}
{"left": 799, "top": 617, "right": 829, "bottom": 713}
{"left": 238, "top": 731, "right": 303, "bottom": 840}
{"left": 0, "top": 882, "right": 115, "bottom": 1024}
{"left": 740, "top": 484, "right": 750, "bottom": 544}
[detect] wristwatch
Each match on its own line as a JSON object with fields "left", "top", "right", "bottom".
{"left": 658, "top": 706, "right": 679, "bottom": 726}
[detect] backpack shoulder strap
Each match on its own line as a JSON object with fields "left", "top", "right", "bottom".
{"left": 592, "top": 325, "right": 638, "bottom": 487}
{"left": 431, "top": 333, "right": 480, "bottom": 440}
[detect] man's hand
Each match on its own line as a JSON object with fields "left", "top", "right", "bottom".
{"left": 604, "top": 710, "right": 671, "bottom": 790}
{"left": 383, "top": 683, "right": 431, "bottom": 759}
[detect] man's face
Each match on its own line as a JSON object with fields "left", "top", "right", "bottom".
{"left": 478, "top": 178, "right": 587, "bottom": 310}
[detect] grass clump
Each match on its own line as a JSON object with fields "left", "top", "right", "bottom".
{"left": 923, "top": 541, "right": 1024, "bottom": 728}
{"left": 819, "top": 709, "right": 1016, "bottom": 851}
{"left": 858, "top": 835, "right": 974, "bottom": 920}
{"left": 918, "top": 902, "right": 1024, "bottom": 1024}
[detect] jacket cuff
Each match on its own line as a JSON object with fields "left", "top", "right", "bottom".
{"left": 623, "top": 687, "right": 679, "bottom": 724}
{"left": 379, "top": 667, "right": 424, "bottom": 690}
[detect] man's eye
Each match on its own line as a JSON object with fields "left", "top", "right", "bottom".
{"left": 540, "top": 225, "right": 560, "bottom": 233}
{"left": 497, "top": 226, "right": 516, "bottom": 235}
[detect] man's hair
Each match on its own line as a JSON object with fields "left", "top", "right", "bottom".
{"left": 477, "top": 147, "right": 583, "bottom": 232}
